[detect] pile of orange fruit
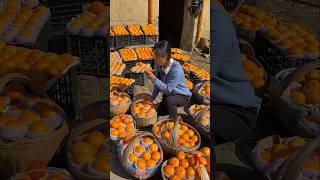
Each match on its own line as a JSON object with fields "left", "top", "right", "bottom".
{"left": 0, "top": 43, "right": 75, "bottom": 81}
{"left": 110, "top": 29, "right": 115, "bottom": 36}
{"left": 185, "top": 78, "right": 193, "bottom": 90}
{"left": 112, "top": 25, "right": 129, "bottom": 36}
{"left": 288, "top": 69, "right": 320, "bottom": 106}
{"left": 110, "top": 89, "right": 130, "bottom": 107}
{"left": 110, "top": 113, "right": 135, "bottom": 140}
{"left": 141, "top": 24, "right": 158, "bottom": 35}
{"left": 119, "top": 48, "right": 137, "bottom": 62}
{"left": 153, "top": 120, "right": 199, "bottom": 148}
{"left": 131, "top": 62, "right": 153, "bottom": 73}
{"left": 163, "top": 148, "right": 210, "bottom": 179}
{"left": 135, "top": 47, "right": 153, "bottom": 60}
{"left": 199, "top": 83, "right": 210, "bottom": 97}
{"left": 189, "top": 104, "right": 207, "bottom": 118}
{"left": 232, "top": 5, "right": 268, "bottom": 31}
{"left": 123, "top": 135, "right": 162, "bottom": 171}
{"left": 171, "top": 48, "right": 182, "bottom": 54}
{"left": 110, "top": 76, "right": 135, "bottom": 87}
{"left": 70, "top": 130, "right": 108, "bottom": 177}
{"left": 172, "top": 54, "right": 190, "bottom": 62}
{"left": 110, "top": 52, "right": 122, "bottom": 64}
{"left": 132, "top": 99, "right": 156, "bottom": 118}
{"left": 241, "top": 54, "right": 266, "bottom": 89}
{"left": 183, "top": 63, "right": 210, "bottom": 81}
{"left": 127, "top": 24, "right": 144, "bottom": 36}
{"left": 110, "top": 63, "right": 125, "bottom": 76}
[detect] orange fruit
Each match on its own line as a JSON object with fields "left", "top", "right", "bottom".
{"left": 180, "top": 125, "right": 188, "bottom": 131}
{"left": 136, "top": 159, "right": 146, "bottom": 169}
{"left": 164, "top": 165, "right": 175, "bottom": 176}
{"left": 153, "top": 126, "right": 160, "bottom": 133}
{"left": 135, "top": 146, "right": 145, "bottom": 154}
{"left": 176, "top": 151, "right": 185, "bottom": 160}
{"left": 132, "top": 140, "right": 140, "bottom": 148}
{"left": 118, "top": 131, "right": 126, "bottom": 138}
{"left": 180, "top": 159, "right": 189, "bottom": 168}
{"left": 143, "top": 137, "right": 153, "bottom": 144}
{"left": 182, "top": 134, "right": 189, "bottom": 141}
{"left": 168, "top": 157, "right": 179, "bottom": 167}
{"left": 27, "top": 161, "right": 47, "bottom": 180}
{"left": 170, "top": 175, "right": 182, "bottom": 180}
{"left": 178, "top": 138, "right": 185, "bottom": 145}
{"left": 142, "top": 151, "right": 151, "bottom": 161}
{"left": 85, "top": 131, "right": 105, "bottom": 149}
{"left": 194, "top": 151, "right": 202, "bottom": 157}
{"left": 146, "top": 160, "right": 156, "bottom": 168}
{"left": 178, "top": 129, "right": 183, "bottom": 136}
{"left": 164, "top": 131, "right": 170, "bottom": 140}
{"left": 183, "top": 142, "right": 190, "bottom": 147}
{"left": 149, "top": 143, "right": 159, "bottom": 152}
{"left": 186, "top": 167, "right": 195, "bottom": 177}
{"left": 174, "top": 166, "right": 186, "bottom": 177}
{"left": 189, "top": 141, "right": 196, "bottom": 147}
{"left": 111, "top": 121, "right": 119, "bottom": 129}
{"left": 152, "top": 151, "right": 161, "bottom": 161}
{"left": 201, "top": 147, "right": 210, "bottom": 157}
{"left": 125, "top": 126, "right": 134, "bottom": 132}
{"left": 129, "top": 153, "right": 138, "bottom": 163}
{"left": 191, "top": 135, "right": 198, "bottom": 142}
{"left": 187, "top": 130, "right": 194, "bottom": 136}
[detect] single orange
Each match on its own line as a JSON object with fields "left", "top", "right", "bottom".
{"left": 186, "top": 167, "right": 195, "bottom": 177}
{"left": 135, "top": 146, "right": 145, "bottom": 154}
{"left": 176, "top": 151, "right": 185, "bottom": 160}
{"left": 136, "top": 159, "right": 146, "bottom": 169}
{"left": 146, "top": 160, "right": 156, "bottom": 168}
{"left": 152, "top": 151, "right": 161, "bottom": 161}
{"left": 174, "top": 166, "right": 186, "bottom": 177}
{"left": 164, "top": 165, "right": 175, "bottom": 176}
{"left": 142, "top": 151, "right": 151, "bottom": 161}
{"left": 168, "top": 157, "right": 179, "bottom": 167}
{"left": 149, "top": 143, "right": 158, "bottom": 152}
{"left": 129, "top": 153, "right": 138, "bottom": 163}
{"left": 170, "top": 175, "right": 182, "bottom": 180}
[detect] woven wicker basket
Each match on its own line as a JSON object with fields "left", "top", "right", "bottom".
{"left": 117, "top": 131, "right": 164, "bottom": 180}
{"left": 0, "top": 73, "right": 69, "bottom": 177}
{"left": 152, "top": 116, "right": 201, "bottom": 154}
{"left": 67, "top": 119, "right": 109, "bottom": 180}
{"left": 271, "top": 61, "right": 320, "bottom": 137}
{"left": 185, "top": 105, "right": 210, "bottom": 138}
{"left": 110, "top": 91, "right": 131, "bottom": 118}
{"left": 77, "top": 100, "right": 108, "bottom": 123}
{"left": 8, "top": 167, "right": 73, "bottom": 180}
{"left": 193, "top": 82, "right": 210, "bottom": 105}
{"left": 239, "top": 39, "right": 268, "bottom": 97}
{"left": 131, "top": 94, "right": 157, "bottom": 128}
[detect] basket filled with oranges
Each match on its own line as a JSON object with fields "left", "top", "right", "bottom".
{"left": 141, "top": 24, "right": 158, "bottom": 45}
{"left": 185, "top": 76, "right": 194, "bottom": 91}
{"left": 152, "top": 116, "right": 201, "bottom": 154}
{"left": 161, "top": 147, "right": 210, "bottom": 180}
{"left": 110, "top": 88, "right": 132, "bottom": 117}
{"left": 117, "top": 131, "right": 164, "bottom": 179}
{"left": 110, "top": 113, "right": 136, "bottom": 142}
{"left": 271, "top": 61, "right": 320, "bottom": 137}
{"left": 78, "top": 100, "right": 108, "bottom": 123}
{"left": 239, "top": 39, "right": 268, "bottom": 96}
{"left": 9, "top": 167, "right": 73, "bottom": 180}
{"left": 185, "top": 104, "right": 210, "bottom": 137}
{"left": 131, "top": 95, "right": 157, "bottom": 128}
{"left": 112, "top": 25, "right": 130, "bottom": 48}
{"left": 127, "top": 24, "right": 145, "bottom": 46}
{"left": 193, "top": 81, "right": 210, "bottom": 105}
{"left": 67, "top": 119, "right": 109, "bottom": 180}
{"left": 0, "top": 74, "right": 69, "bottom": 177}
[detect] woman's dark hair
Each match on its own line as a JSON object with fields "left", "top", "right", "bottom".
{"left": 153, "top": 40, "right": 171, "bottom": 61}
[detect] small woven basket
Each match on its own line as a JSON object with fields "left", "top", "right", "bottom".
{"left": 152, "top": 116, "right": 201, "bottom": 154}
{"left": 193, "top": 81, "right": 210, "bottom": 105}
{"left": 110, "top": 91, "right": 131, "bottom": 118}
{"left": 0, "top": 73, "right": 69, "bottom": 177}
{"left": 185, "top": 105, "right": 210, "bottom": 138}
{"left": 130, "top": 94, "right": 157, "bottom": 128}
{"left": 117, "top": 131, "right": 164, "bottom": 180}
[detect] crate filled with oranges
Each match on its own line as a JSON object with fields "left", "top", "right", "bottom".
{"left": 152, "top": 116, "right": 201, "bottom": 154}
{"left": 131, "top": 62, "right": 153, "bottom": 86}
{"left": 183, "top": 63, "right": 210, "bottom": 84}
{"left": 127, "top": 24, "right": 145, "bottom": 46}
{"left": 161, "top": 147, "right": 210, "bottom": 180}
{"left": 172, "top": 54, "right": 191, "bottom": 65}
{"left": 141, "top": 24, "right": 159, "bottom": 45}
{"left": 112, "top": 25, "right": 130, "bottom": 48}
{"left": 117, "top": 131, "right": 164, "bottom": 179}
{"left": 119, "top": 48, "right": 138, "bottom": 75}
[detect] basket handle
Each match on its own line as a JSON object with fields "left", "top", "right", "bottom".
{"left": 133, "top": 93, "right": 152, "bottom": 101}
{"left": 122, "top": 131, "right": 154, "bottom": 165}
{"left": 168, "top": 116, "right": 183, "bottom": 149}
{"left": 239, "top": 39, "right": 256, "bottom": 60}
{"left": 195, "top": 106, "right": 210, "bottom": 127}
{"left": 274, "top": 136, "right": 320, "bottom": 180}
{"left": 271, "top": 61, "right": 320, "bottom": 109}
{"left": 0, "top": 73, "right": 47, "bottom": 97}
{"left": 234, "top": 0, "right": 246, "bottom": 13}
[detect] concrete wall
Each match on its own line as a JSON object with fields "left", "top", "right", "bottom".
{"left": 110, "top": 0, "right": 159, "bottom": 27}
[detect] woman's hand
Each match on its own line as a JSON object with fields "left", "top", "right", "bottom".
{"left": 145, "top": 70, "right": 156, "bottom": 81}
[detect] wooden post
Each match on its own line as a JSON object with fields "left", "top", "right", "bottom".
{"left": 195, "top": 0, "right": 207, "bottom": 44}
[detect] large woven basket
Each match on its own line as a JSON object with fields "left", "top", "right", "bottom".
{"left": 130, "top": 93, "right": 157, "bottom": 128}
{"left": 239, "top": 39, "right": 268, "bottom": 97}
{"left": 271, "top": 61, "right": 320, "bottom": 137}
{"left": 67, "top": 119, "right": 109, "bottom": 180}
{"left": 184, "top": 105, "right": 210, "bottom": 138}
{"left": 193, "top": 82, "right": 210, "bottom": 105}
{"left": 0, "top": 74, "right": 69, "bottom": 177}
{"left": 117, "top": 131, "right": 164, "bottom": 180}
{"left": 8, "top": 167, "right": 73, "bottom": 180}
{"left": 152, "top": 116, "right": 201, "bottom": 154}
{"left": 110, "top": 91, "right": 131, "bottom": 118}
{"left": 77, "top": 100, "right": 108, "bottom": 123}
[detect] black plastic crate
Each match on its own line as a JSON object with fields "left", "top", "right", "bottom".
{"left": 126, "top": 84, "right": 134, "bottom": 98}
{"left": 144, "top": 35, "right": 158, "bottom": 45}
{"left": 115, "top": 35, "right": 130, "bottom": 48}
{"left": 47, "top": 66, "right": 78, "bottom": 120}
{"left": 123, "top": 61, "right": 137, "bottom": 76}
{"left": 235, "top": 25, "right": 256, "bottom": 44}
{"left": 110, "top": 36, "right": 115, "bottom": 49}
{"left": 254, "top": 33, "right": 314, "bottom": 76}
{"left": 130, "top": 35, "right": 145, "bottom": 46}
{"left": 131, "top": 73, "right": 147, "bottom": 86}
{"left": 189, "top": 73, "right": 205, "bottom": 86}
{"left": 221, "top": 0, "right": 256, "bottom": 12}
{"left": 69, "top": 35, "right": 108, "bottom": 77}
